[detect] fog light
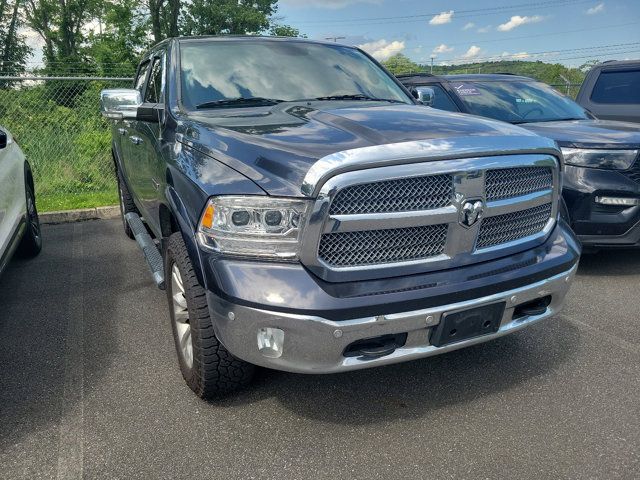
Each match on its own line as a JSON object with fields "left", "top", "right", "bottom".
{"left": 595, "top": 196, "right": 640, "bottom": 206}
{"left": 257, "top": 328, "right": 284, "bottom": 358}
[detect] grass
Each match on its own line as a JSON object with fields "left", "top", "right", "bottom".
{"left": 38, "top": 189, "right": 118, "bottom": 212}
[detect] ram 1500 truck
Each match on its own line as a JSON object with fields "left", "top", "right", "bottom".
{"left": 100, "top": 36, "right": 580, "bottom": 399}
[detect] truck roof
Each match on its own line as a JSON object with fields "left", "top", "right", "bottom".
{"left": 397, "top": 73, "right": 536, "bottom": 84}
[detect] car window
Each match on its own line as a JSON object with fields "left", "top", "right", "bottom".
{"left": 590, "top": 69, "right": 640, "bottom": 104}
{"left": 135, "top": 61, "right": 151, "bottom": 93}
{"left": 145, "top": 56, "right": 164, "bottom": 103}
{"left": 179, "top": 40, "right": 412, "bottom": 110}
{"left": 449, "top": 80, "right": 589, "bottom": 124}
{"left": 430, "top": 85, "right": 460, "bottom": 112}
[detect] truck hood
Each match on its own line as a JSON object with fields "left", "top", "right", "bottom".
{"left": 176, "top": 103, "right": 539, "bottom": 197}
{"left": 519, "top": 119, "right": 640, "bottom": 149}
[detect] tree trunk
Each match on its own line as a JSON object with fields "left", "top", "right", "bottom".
{"left": 2, "top": 0, "right": 21, "bottom": 63}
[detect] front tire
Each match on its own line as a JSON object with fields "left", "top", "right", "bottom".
{"left": 17, "top": 184, "right": 42, "bottom": 258}
{"left": 164, "top": 232, "right": 255, "bottom": 398}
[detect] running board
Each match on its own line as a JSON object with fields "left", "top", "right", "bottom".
{"left": 125, "top": 213, "right": 165, "bottom": 290}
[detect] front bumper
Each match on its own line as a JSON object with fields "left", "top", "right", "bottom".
{"left": 207, "top": 265, "right": 576, "bottom": 373}
{"left": 564, "top": 164, "right": 640, "bottom": 247}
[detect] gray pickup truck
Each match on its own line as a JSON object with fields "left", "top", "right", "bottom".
{"left": 101, "top": 36, "right": 580, "bottom": 398}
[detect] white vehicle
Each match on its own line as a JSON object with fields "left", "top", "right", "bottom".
{"left": 0, "top": 127, "right": 42, "bottom": 277}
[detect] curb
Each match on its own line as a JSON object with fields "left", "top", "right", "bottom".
{"left": 40, "top": 206, "right": 120, "bottom": 224}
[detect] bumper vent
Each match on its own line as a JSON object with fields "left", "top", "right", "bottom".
{"left": 318, "top": 224, "right": 448, "bottom": 267}
{"left": 477, "top": 203, "right": 552, "bottom": 249}
{"left": 329, "top": 174, "right": 453, "bottom": 215}
{"left": 486, "top": 167, "right": 553, "bottom": 201}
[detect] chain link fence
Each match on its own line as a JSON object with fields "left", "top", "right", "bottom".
{"left": 0, "top": 75, "right": 133, "bottom": 211}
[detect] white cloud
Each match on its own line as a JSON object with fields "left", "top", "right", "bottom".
{"left": 462, "top": 22, "right": 475, "bottom": 31}
{"left": 499, "top": 51, "right": 530, "bottom": 60}
{"left": 429, "top": 10, "right": 454, "bottom": 25}
{"left": 586, "top": 3, "right": 605, "bottom": 14}
{"left": 497, "top": 15, "right": 544, "bottom": 31}
{"left": 358, "top": 39, "right": 405, "bottom": 61}
{"left": 433, "top": 44, "right": 454, "bottom": 54}
{"left": 281, "top": 0, "right": 381, "bottom": 8}
{"left": 461, "top": 45, "right": 482, "bottom": 60}
{"left": 477, "top": 25, "right": 492, "bottom": 33}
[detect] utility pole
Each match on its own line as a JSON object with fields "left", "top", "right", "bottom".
{"left": 325, "top": 36, "right": 346, "bottom": 43}
{"left": 430, "top": 55, "right": 435, "bottom": 74}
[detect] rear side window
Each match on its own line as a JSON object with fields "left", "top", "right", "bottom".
{"left": 145, "top": 56, "right": 164, "bottom": 103}
{"left": 430, "top": 85, "right": 460, "bottom": 112}
{"left": 135, "top": 61, "right": 151, "bottom": 93}
{"left": 590, "top": 69, "right": 640, "bottom": 104}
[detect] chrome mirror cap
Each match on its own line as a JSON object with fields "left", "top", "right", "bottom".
{"left": 100, "top": 89, "right": 142, "bottom": 120}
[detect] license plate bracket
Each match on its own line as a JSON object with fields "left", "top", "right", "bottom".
{"left": 430, "top": 302, "right": 505, "bottom": 347}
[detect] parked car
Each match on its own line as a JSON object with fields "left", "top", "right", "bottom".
{"left": 0, "top": 127, "right": 42, "bottom": 277}
{"left": 100, "top": 37, "right": 579, "bottom": 398}
{"left": 399, "top": 73, "right": 640, "bottom": 249}
{"left": 576, "top": 60, "right": 640, "bottom": 124}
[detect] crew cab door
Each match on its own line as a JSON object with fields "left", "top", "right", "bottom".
{"left": 0, "top": 129, "right": 26, "bottom": 258}
{"left": 120, "top": 60, "right": 151, "bottom": 209}
{"left": 128, "top": 52, "right": 166, "bottom": 235}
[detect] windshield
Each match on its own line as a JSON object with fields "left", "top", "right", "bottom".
{"left": 179, "top": 39, "right": 411, "bottom": 110}
{"left": 449, "top": 80, "right": 589, "bottom": 123}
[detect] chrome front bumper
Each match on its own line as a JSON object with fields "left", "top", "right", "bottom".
{"left": 207, "top": 265, "right": 577, "bottom": 374}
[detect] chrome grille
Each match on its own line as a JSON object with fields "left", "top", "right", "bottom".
{"left": 476, "top": 203, "right": 553, "bottom": 249}
{"left": 329, "top": 174, "right": 453, "bottom": 215}
{"left": 318, "top": 224, "right": 448, "bottom": 267}
{"left": 486, "top": 167, "right": 553, "bottom": 201}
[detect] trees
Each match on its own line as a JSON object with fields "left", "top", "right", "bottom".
{"left": 0, "top": 0, "right": 32, "bottom": 75}
{"left": 182, "top": 0, "right": 277, "bottom": 36}
{"left": 24, "top": 0, "right": 99, "bottom": 74}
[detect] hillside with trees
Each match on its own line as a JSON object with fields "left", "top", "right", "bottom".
{"left": 382, "top": 53, "right": 591, "bottom": 90}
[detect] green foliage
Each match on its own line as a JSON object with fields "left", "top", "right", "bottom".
{"left": 269, "top": 24, "right": 305, "bottom": 38}
{"left": 182, "top": 0, "right": 278, "bottom": 36}
{"left": 0, "top": 0, "right": 32, "bottom": 76}
{"left": 85, "top": 0, "right": 148, "bottom": 77}
{"left": 382, "top": 54, "right": 424, "bottom": 75}
{"left": 0, "top": 80, "right": 126, "bottom": 211}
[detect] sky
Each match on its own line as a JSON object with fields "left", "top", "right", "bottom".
{"left": 277, "top": 0, "right": 640, "bottom": 66}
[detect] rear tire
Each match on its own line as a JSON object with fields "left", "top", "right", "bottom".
{"left": 164, "top": 232, "right": 255, "bottom": 398}
{"left": 17, "top": 184, "right": 42, "bottom": 258}
{"left": 117, "top": 171, "right": 138, "bottom": 239}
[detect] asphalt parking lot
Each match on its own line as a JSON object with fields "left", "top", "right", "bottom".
{"left": 1, "top": 219, "right": 639, "bottom": 479}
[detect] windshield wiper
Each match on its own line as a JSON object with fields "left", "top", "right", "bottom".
{"left": 195, "top": 97, "right": 286, "bottom": 109}
{"left": 307, "top": 94, "right": 405, "bottom": 104}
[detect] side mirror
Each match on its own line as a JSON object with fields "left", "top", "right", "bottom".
{"left": 0, "top": 130, "right": 6, "bottom": 149}
{"left": 415, "top": 86, "right": 435, "bottom": 107}
{"left": 100, "top": 89, "right": 142, "bottom": 120}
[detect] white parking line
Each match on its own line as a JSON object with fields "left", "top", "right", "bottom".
{"left": 56, "top": 223, "right": 85, "bottom": 480}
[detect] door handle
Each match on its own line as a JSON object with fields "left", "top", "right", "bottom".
{"left": 117, "top": 128, "right": 127, "bottom": 136}
{"left": 129, "top": 136, "right": 143, "bottom": 145}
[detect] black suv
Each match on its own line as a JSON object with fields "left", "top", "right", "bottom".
{"left": 399, "top": 73, "right": 640, "bottom": 249}
{"left": 100, "top": 37, "right": 578, "bottom": 398}
{"left": 576, "top": 60, "right": 640, "bottom": 124}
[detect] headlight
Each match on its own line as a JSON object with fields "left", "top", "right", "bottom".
{"left": 561, "top": 147, "right": 639, "bottom": 170}
{"left": 196, "top": 196, "right": 312, "bottom": 259}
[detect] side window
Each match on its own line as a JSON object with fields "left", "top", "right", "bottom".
{"left": 134, "top": 61, "right": 151, "bottom": 93}
{"left": 590, "top": 69, "right": 640, "bottom": 104}
{"left": 431, "top": 85, "right": 460, "bottom": 112}
{"left": 145, "top": 56, "right": 164, "bottom": 103}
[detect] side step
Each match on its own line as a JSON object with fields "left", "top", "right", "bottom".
{"left": 125, "top": 213, "right": 165, "bottom": 290}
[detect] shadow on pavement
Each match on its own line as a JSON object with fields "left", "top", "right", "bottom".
{"left": 577, "top": 248, "right": 640, "bottom": 276}
{"left": 214, "top": 317, "right": 580, "bottom": 426}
